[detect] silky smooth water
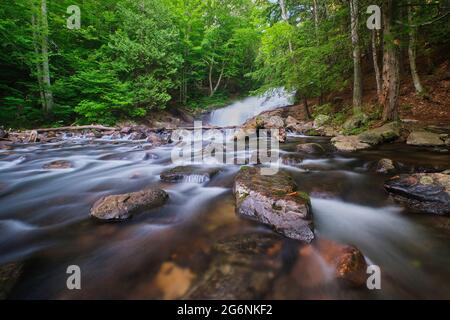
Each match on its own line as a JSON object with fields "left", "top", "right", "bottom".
{"left": 0, "top": 136, "right": 449, "bottom": 299}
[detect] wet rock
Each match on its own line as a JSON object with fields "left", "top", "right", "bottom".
{"left": 406, "top": 130, "right": 446, "bottom": 146}
{"left": 233, "top": 166, "right": 314, "bottom": 242}
{"left": 160, "top": 166, "right": 220, "bottom": 183}
{"left": 120, "top": 127, "right": 132, "bottom": 134}
{"left": 155, "top": 262, "right": 196, "bottom": 300}
{"left": 442, "top": 169, "right": 450, "bottom": 175}
{"left": 384, "top": 173, "right": 450, "bottom": 215}
{"left": 90, "top": 188, "right": 169, "bottom": 221}
{"left": 331, "top": 135, "right": 371, "bottom": 152}
{"left": 264, "top": 115, "right": 284, "bottom": 129}
{"left": 43, "top": 160, "right": 73, "bottom": 169}
{"left": 146, "top": 132, "right": 168, "bottom": 146}
{"left": 298, "top": 238, "right": 368, "bottom": 288}
{"left": 0, "top": 262, "right": 23, "bottom": 299}
{"left": 358, "top": 122, "right": 400, "bottom": 145}
{"left": 239, "top": 114, "right": 287, "bottom": 142}
{"left": 285, "top": 116, "right": 300, "bottom": 129}
{"left": 296, "top": 143, "right": 325, "bottom": 154}
{"left": 0, "top": 142, "right": 13, "bottom": 150}
{"left": 281, "top": 154, "right": 304, "bottom": 166}
{"left": 184, "top": 233, "right": 283, "bottom": 299}
{"left": 0, "top": 129, "right": 8, "bottom": 139}
{"left": 376, "top": 158, "right": 396, "bottom": 174}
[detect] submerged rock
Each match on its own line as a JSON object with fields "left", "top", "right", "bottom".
{"left": 331, "top": 135, "right": 371, "bottom": 152}
{"left": 296, "top": 238, "right": 368, "bottom": 288}
{"left": 43, "top": 160, "right": 73, "bottom": 169}
{"left": 376, "top": 158, "right": 396, "bottom": 174}
{"left": 184, "top": 233, "right": 283, "bottom": 299}
{"left": 358, "top": 122, "right": 400, "bottom": 145}
{"left": 0, "top": 262, "right": 23, "bottom": 299}
{"left": 296, "top": 143, "right": 325, "bottom": 154}
{"left": 233, "top": 166, "right": 314, "bottom": 242}
{"left": 160, "top": 166, "right": 220, "bottom": 183}
{"left": 406, "top": 130, "right": 446, "bottom": 146}
{"left": 90, "top": 188, "right": 168, "bottom": 221}
{"left": 384, "top": 173, "right": 450, "bottom": 215}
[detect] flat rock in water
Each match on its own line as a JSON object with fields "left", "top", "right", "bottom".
{"left": 376, "top": 158, "right": 396, "bottom": 174}
{"left": 90, "top": 188, "right": 169, "bottom": 221}
{"left": 406, "top": 130, "right": 446, "bottom": 146}
{"left": 43, "top": 160, "right": 73, "bottom": 169}
{"left": 184, "top": 233, "right": 283, "bottom": 299}
{"left": 384, "top": 173, "right": 450, "bottom": 215}
{"left": 331, "top": 135, "right": 371, "bottom": 152}
{"left": 160, "top": 166, "right": 220, "bottom": 183}
{"left": 233, "top": 166, "right": 314, "bottom": 242}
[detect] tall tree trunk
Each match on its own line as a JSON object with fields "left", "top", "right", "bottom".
{"left": 208, "top": 63, "right": 224, "bottom": 97}
{"left": 40, "top": 0, "right": 54, "bottom": 113}
{"left": 372, "top": 29, "right": 382, "bottom": 102}
{"left": 279, "top": 0, "right": 293, "bottom": 53}
{"left": 350, "top": 0, "right": 363, "bottom": 110}
{"left": 31, "top": 10, "right": 46, "bottom": 110}
{"left": 381, "top": 0, "right": 400, "bottom": 122}
{"left": 407, "top": 1, "right": 425, "bottom": 94}
{"left": 312, "top": 0, "right": 319, "bottom": 31}
{"left": 303, "top": 97, "right": 311, "bottom": 120}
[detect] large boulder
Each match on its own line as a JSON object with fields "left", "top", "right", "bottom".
{"left": 358, "top": 122, "right": 400, "bottom": 145}
{"left": 160, "top": 166, "right": 220, "bottom": 183}
{"left": 90, "top": 188, "right": 168, "bottom": 221}
{"left": 233, "top": 166, "right": 314, "bottom": 242}
{"left": 384, "top": 173, "right": 450, "bottom": 215}
{"left": 331, "top": 135, "right": 371, "bottom": 152}
{"left": 406, "top": 130, "right": 446, "bottom": 146}
{"left": 184, "top": 233, "right": 283, "bottom": 299}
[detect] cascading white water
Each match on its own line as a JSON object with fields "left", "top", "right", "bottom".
{"left": 208, "top": 88, "right": 295, "bottom": 127}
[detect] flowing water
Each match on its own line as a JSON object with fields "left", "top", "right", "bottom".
{"left": 209, "top": 88, "right": 294, "bottom": 126}
{"left": 1, "top": 134, "right": 449, "bottom": 299}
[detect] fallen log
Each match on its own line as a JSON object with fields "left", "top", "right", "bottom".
{"left": 35, "top": 125, "right": 117, "bottom": 133}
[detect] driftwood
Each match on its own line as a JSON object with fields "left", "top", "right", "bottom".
{"left": 35, "top": 125, "right": 117, "bottom": 133}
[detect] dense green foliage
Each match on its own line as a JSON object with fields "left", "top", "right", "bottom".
{"left": 0, "top": 0, "right": 448, "bottom": 128}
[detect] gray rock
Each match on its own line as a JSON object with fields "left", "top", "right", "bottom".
{"left": 358, "top": 122, "right": 400, "bottom": 145}
{"left": 406, "top": 130, "right": 446, "bottom": 146}
{"left": 90, "top": 188, "right": 168, "bottom": 221}
{"left": 376, "top": 158, "right": 396, "bottom": 174}
{"left": 384, "top": 173, "right": 450, "bottom": 215}
{"left": 296, "top": 143, "right": 325, "bottom": 154}
{"left": 160, "top": 166, "right": 220, "bottom": 183}
{"left": 331, "top": 135, "right": 371, "bottom": 152}
{"left": 233, "top": 167, "right": 314, "bottom": 242}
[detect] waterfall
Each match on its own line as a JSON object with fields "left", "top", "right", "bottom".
{"left": 208, "top": 88, "right": 295, "bottom": 127}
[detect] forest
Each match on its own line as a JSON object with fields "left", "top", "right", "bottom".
{"left": 1, "top": 0, "right": 448, "bottom": 128}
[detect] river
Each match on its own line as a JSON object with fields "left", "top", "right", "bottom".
{"left": 0, "top": 97, "right": 449, "bottom": 299}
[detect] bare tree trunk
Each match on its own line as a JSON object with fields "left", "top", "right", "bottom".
{"left": 372, "top": 29, "right": 382, "bottom": 102}
{"left": 208, "top": 63, "right": 214, "bottom": 97}
{"left": 279, "top": 0, "right": 293, "bottom": 53}
{"left": 208, "top": 63, "right": 224, "bottom": 97}
{"left": 407, "top": 0, "right": 425, "bottom": 94}
{"left": 31, "top": 10, "right": 46, "bottom": 110}
{"left": 350, "top": 0, "right": 363, "bottom": 110}
{"left": 312, "top": 0, "right": 319, "bottom": 31}
{"left": 40, "top": 0, "right": 54, "bottom": 113}
{"left": 381, "top": 0, "right": 400, "bottom": 122}
{"left": 303, "top": 97, "right": 311, "bottom": 120}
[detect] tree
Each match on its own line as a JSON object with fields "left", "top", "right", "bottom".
{"left": 407, "top": 0, "right": 425, "bottom": 94}
{"left": 381, "top": 0, "right": 400, "bottom": 122}
{"left": 350, "top": 0, "right": 362, "bottom": 110}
